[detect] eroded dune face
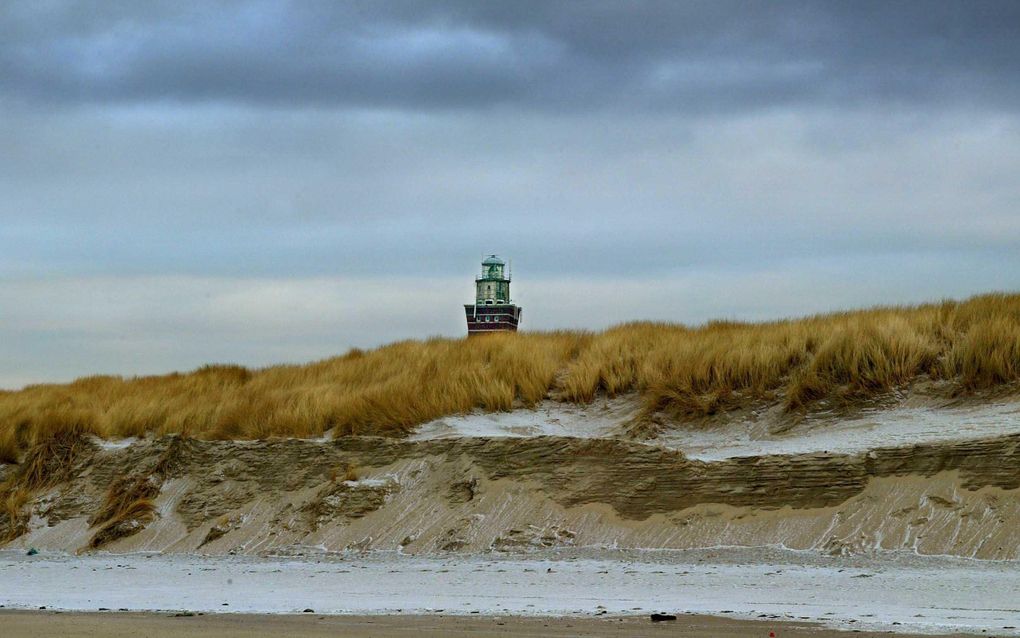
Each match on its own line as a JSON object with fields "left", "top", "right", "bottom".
{"left": 5, "top": 396, "right": 1020, "bottom": 559}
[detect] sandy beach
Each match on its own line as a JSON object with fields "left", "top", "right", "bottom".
{"left": 0, "top": 610, "right": 987, "bottom": 638}
{"left": 3, "top": 548, "right": 1020, "bottom": 635}
{"left": 5, "top": 2, "right": 1020, "bottom": 635}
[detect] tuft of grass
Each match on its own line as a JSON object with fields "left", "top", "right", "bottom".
{"left": 0, "top": 294, "right": 1019, "bottom": 448}
{"left": 0, "top": 415, "right": 98, "bottom": 545}
{"left": 0, "top": 426, "right": 18, "bottom": 465}
{"left": 12, "top": 417, "right": 95, "bottom": 492}
{"left": 784, "top": 317, "right": 940, "bottom": 410}
{"left": 343, "top": 464, "right": 359, "bottom": 482}
{"left": 87, "top": 497, "right": 156, "bottom": 549}
{"left": 151, "top": 434, "right": 190, "bottom": 479}
{"left": 80, "top": 437, "right": 189, "bottom": 551}
{"left": 328, "top": 463, "right": 359, "bottom": 483}
{"left": 0, "top": 487, "right": 30, "bottom": 543}
{"left": 88, "top": 475, "right": 162, "bottom": 529}
{"left": 943, "top": 316, "right": 1020, "bottom": 389}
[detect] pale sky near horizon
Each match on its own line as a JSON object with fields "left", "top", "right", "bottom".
{"left": 2, "top": 1, "right": 1020, "bottom": 389}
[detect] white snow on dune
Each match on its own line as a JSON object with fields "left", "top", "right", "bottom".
{"left": 410, "top": 398, "right": 1020, "bottom": 460}
{"left": 410, "top": 400, "right": 633, "bottom": 441}
{"left": 654, "top": 401, "right": 1020, "bottom": 460}
{"left": 2, "top": 549, "right": 1018, "bottom": 635}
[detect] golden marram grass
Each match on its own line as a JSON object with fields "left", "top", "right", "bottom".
{"left": 1, "top": 292, "right": 1019, "bottom": 461}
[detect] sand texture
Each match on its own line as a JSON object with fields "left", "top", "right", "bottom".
{"left": 3, "top": 396, "right": 1020, "bottom": 559}
{"left": 4, "top": 548, "right": 1020, "bottom": 634}
{"left": 5, "top": 395, "right": 1020, "bottom": 634}
{"left": 0, "top": 610, "right": 987, "bottom": 638}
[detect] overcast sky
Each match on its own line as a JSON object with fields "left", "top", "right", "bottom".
{"left": 2, "top": 1, "right": 1019, "bottom": 388}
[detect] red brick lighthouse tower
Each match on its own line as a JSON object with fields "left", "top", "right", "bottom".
{"left": 465, "top": 255, "right": 522, "bottom": 335}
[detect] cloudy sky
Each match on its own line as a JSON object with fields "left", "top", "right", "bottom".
{"left": 2, "top": 1, "right": 1019, "bottom": 388}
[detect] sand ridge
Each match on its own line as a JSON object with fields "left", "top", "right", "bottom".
{"left": 5, "top": 402, "right": 1020, "bottom": 558}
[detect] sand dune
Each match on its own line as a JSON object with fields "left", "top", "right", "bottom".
{"left": 5, "top": 390, "right": 1020, "bottom": 635}
{"left": 4, "top": 393, "right": 1020, "bottom": 560}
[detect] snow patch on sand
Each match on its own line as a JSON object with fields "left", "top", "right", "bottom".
{"left": 95, "top": 437, "right": 138, "bottom": 450}
{"left": 410, "top": 397, "right": 1020, "bottom": 460}
{"left": 2, "top": 549, "right": 1018, "bottom": 635}
{"left": 661, "top": 401, "right": 1020, "bottom": 460}
{"left": 410, "top": 399, "right": 635, "bottom": 441}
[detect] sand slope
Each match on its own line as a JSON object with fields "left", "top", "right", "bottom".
{"left": 5, "top": 396, "right": 1020, "bottom": 559}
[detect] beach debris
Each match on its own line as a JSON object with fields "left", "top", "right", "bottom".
{"left": 650, "top": 613, "right": 677, "bottom": 622}
{"left": 26, "top": 547, "right": 38, "bottom": 556}
{"left": 448, "top": 478, "right": 478, "bottom": 503}
{"left": 200, "top": 519, "right": 235, "bottom": 547}
{"left": 491, "top": 525, "right": 577, "bottom": 551}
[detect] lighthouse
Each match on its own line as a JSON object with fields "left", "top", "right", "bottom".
{"left": 465, "top": 255, "right": 522, "bottom": 335}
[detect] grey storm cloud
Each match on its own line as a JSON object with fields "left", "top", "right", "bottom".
{"left": 2, "top": 1, "right": 1020, "bottom": 111}
{"left": 2, "top": 1, "right": 1020, "bottom": 387}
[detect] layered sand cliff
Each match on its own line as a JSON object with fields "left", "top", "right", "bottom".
{"left": 5, "top": 394, "right": 1019, "bottom": 560}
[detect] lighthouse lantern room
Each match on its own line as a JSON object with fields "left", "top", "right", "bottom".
{"left": 465, "top": 255, "right": 522, "bottom": 334}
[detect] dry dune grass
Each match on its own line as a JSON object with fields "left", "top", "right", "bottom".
{"left": 84, "top": 434, "right": 188, "bottom": 549}
{"left": 0, "top": 417, "right": 96, "bottom": 542}
{"left": 7, "top": 418, "right": 95, "bottom": 491}
{"left": 0, "top": 487, "right": 30, "bottom": 543}
{"left": 88, "top": 475, "right": 161, "bottom": 530}
{"left": 0, "top": 293, "right": 1019, "bottom": 459}
{"left": 87, "top": 495, "right": 157, "bottom": 549}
